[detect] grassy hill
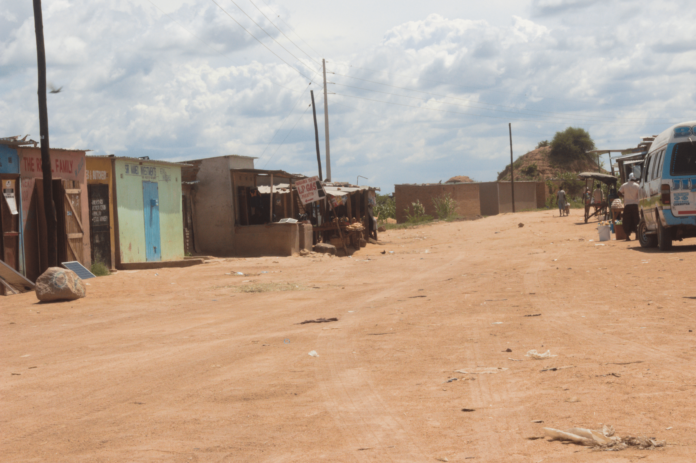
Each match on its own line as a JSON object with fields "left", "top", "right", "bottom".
{"left": 497, "top": 146, "right": 607, "bottom": 181}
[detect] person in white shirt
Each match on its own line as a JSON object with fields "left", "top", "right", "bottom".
{"left": 592, "top": 184, "right": 604, "bottom": 213}
{"left": 618, "top": 173, "right": 641, "bottom": 241}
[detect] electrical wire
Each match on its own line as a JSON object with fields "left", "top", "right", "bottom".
{"left": 209, "top": 0, "right": 319, "bottom": 84}
{"left": 247, "top": 0, "right": 321, "bottom": 65}
{"left": 259, "top": 0, "right": 323, "bottom": 58}
{"left": 223, "top": 0, "right": 317, "bottom": 73}
{"left": 258, "top": 82, "right": 314, "bottom": 159}
{"left": 142, "top": 0, "right": 305, "bottom": 92}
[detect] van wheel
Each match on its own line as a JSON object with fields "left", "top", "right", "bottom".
{"left": 657, "top": 220, "right": 672, "bottom": 251}
{"left": 638, "top": 221, "right": 657, "bottom": 248}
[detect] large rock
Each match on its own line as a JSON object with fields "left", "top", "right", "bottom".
{"left": 35, "top": 267, "right": 86, "bottom": 302}
{"left": 313, "top": 243, "right": 337, "bottom": 255}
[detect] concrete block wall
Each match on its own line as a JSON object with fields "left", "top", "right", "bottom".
{"left": 497, "top": 182, "right": 538, "bottom": 213}
{"left": 394, "top": 183, "right": 480, "bottom": 223}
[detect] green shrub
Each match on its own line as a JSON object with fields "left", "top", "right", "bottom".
{"left": 90, "top": 261, "right": 110, "bottom": 276}
{"left": 404, "top": 200, "right": 432, "bottom": 223}
{"left": 375, "top": 194, "right": 396, "bottom": 221}
{"left": 432, "top": 193, "right": 458, "bottom": 220}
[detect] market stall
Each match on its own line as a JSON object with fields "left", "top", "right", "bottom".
{"left": 578, "top": 172, "right": 618, "bottom": 224}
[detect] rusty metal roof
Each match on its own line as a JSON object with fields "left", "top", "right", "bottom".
{"left": 87, "top": 155, "right": 191, "bottom": 167}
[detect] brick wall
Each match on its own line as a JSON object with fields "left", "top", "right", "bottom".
{"left": 395, "top": 183, "right": 480, "bottom": 223}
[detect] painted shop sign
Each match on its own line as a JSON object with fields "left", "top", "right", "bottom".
{"left": 123, "top": 163, "right": 172, "bottom": 182}
{"left": 295, "top": 176, "right": 326, "bottom": 205}
{"left": 20, "top": 152, "right": 85, "bottom": 181}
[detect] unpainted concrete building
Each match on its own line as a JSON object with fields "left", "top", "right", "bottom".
{"left": 181, "top": 156, "right": 311, "bottom": 257}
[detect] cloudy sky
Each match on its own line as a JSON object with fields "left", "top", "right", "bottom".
{"left": 1, "top": 0, "right": 694, "bottom": 192}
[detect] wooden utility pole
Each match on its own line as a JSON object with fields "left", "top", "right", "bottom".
{"left": 310, "top": 90, "right": 323, "bottom": 181}
{"left": 322, "top": 59, "right": 331, "bottom": 182}
{"left": 509, "top": 123, "right": 515, "bottom": 213}
{"left": 32, "top": 0, "right": 58, "bottom": 268}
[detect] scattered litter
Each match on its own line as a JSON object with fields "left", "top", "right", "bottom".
{"left": 308, "top": 351, "right": 319, "bottom": 357}
{"left": 532, "top": 420, "right": 544, "bottom": 423}
{"left": 461, "top": 408, "right": 476, "bottom": 412}
{"left": 518, "top": 223, "right": 524, "bottom": 228}
{"left": 436, "top": 458, "right": 449, "bottom": 462}
{"left": 298, "top": 317, "right": 338, "bottom": 325}
{"left": 565, "top": 397, "right": 580, "bottom": 403}
{"left": 389, "top": 251, "right": 394, "bottom": 254}
{"left": 527, "top": 350, "right": 557, "bottom": 360}
{"left": 11, "top": 373, "right": 20, "bottom": 376}
{"left": 456, "top": 367, "right": 508, "bottom": 375}
{"left": 542, "top": 425, "right": 665, "bottom": 451}
{"left": 597, "top": 373, "right": 621, "bottom": 378}
{"left": 666, "top": 427, "right": 672, "bottom": 430}
{"left": 509, "top": 358, "right": 523, "bottom": 362}
{"left": 504, "top": 348, "right": 512, "bottom": 352}
{"left": 541, "top": 366, "right": 575, "bottom": 372}
{"left": 492, "top": 322, "right": 503, "bottom": 325}
{"left": 444, "top": 378, "right": 459, "bottom": 383}
{"left": 154, "top": 273, "right": 158, "bottom": 276}
{"left": 409, "top": 295, "right": 427, "bottom": 298}
{"left": 284, "top": 339, "right": 290, "bottom": 344}
{"left": 524, "top": 314, "right": 542, "bottom": 317}
{"left": 595, "top": 244, "right": 605, "bottom": 246}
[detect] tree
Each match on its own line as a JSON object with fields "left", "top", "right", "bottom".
{"left": 550, "top": 127, "right": 595, "bottom": 163}
{"left": 536, "top": 140, "right": 550, "bottom": 148}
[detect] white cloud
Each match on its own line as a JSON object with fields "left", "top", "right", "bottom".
{"left": 1, "top": 0, "right": 694, "bottom": 192}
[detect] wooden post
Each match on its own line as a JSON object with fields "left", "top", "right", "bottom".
{"left": 509, "top": 123, "right": 515, "bottom": 213}
{"left": 310, "top": 90, "right": 323, "bottom": 181}
{"left": 32, "top": 0, "right": 58, "bottom": 268}
{"left": 290, "top": 179, "right": 295, "bottom": 218}
{"left": 269, "top": 173, "right": 274, "bottom": 223}
{"left": 330, "top": 203, "right": 348, "bottom": 256}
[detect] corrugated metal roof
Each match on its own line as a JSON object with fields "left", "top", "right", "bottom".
{"left": 87, "top": 155, "right": 191, "bottom": 167}
{"left": 230, "top": 168, "right": 304, "bottom": 178}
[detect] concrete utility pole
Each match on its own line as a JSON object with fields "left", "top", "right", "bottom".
{"left": 509, "top": 123, "right": 515, "bottom": 213}
{"left": 310, "top": 90, "right": 323, "bottom": 181}
{"left": 32, "top": 0, "right": 58, "bottom": 268}
{"left": 322, "top": 59, "right": 331, "bottom": 182}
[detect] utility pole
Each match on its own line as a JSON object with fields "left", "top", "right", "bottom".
{"left": 322, "top": 59, "right": 331, "bottom": 182}
{"left": 32, "top": 0, "right": 58, "bottom": 268}
{"left": 509, "top": 123, "right": 515, "bottom": 213}
{"left": 310, "top": 90, "right": 323, "bottom": 181}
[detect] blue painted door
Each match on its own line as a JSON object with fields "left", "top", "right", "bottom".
{"left": 142, "top": 181, "right": 161, "bottom": 262}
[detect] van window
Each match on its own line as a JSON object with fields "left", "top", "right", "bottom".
{"left": 656, "top": 149, "right": 665, "bottom": 178}
{"left": 643, "top": 156, "right": 652, "bottom": 182}
{"left": 651, "top": 149, "right": 663, "bottom": 180}
{"left": 670, "top": 142, "right": 696, "bottom": 176}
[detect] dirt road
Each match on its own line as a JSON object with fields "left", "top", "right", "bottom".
{"left": 2, "top": 210, "right": 695, "bottom": 462}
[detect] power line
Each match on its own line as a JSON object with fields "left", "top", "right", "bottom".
{"left": 247, "top": 0, "right": 321, "bottom": 65}
{"left": 259, "top": 0, "right": 323, "bottom": 58}
{"left": 209, "top": 0, "right": 319, "bottom": 84}
{"left": 223, "top": 0, "right": 317, "bottom": 74}
{"left": 143, "top": 0, "right": 300, "bottom": 92}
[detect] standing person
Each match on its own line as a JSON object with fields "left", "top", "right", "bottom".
{"left": 618, "top": 173, "right": 641, "bottom": 241}
{"left": 593, "top": 183, "right": 604, "bottom": 212}
{"left": 557, "top": 188, "right": 567, "bottom": 217}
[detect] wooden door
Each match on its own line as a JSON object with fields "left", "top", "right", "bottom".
{"left": 1, "top": 176, "right": 20, "bottom": 271}
{"left": 55, "top": 180, "right": 85, "bottom": 264}
{"left": 88, "top": 184, "right": 111, "bottom": 268}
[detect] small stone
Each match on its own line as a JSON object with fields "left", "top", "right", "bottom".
{"left": 35, "top": 267, "right": 86, "bottom": 303}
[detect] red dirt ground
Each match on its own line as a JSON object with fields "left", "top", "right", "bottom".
{"left": 2, "top": 210, "right": 695, "bottom": 462}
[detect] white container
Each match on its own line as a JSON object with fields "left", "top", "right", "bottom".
{"left": 598, "top": 225, "right": 611, "bottom": 242}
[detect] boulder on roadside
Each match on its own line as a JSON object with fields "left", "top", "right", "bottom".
{"left": 378, "top": 226, "right": 386, "bottom": 232}
{"left": 35, "top": 267, "right": 86, "bottom": 302}
{"left": 313, "top": 243, "right": 337, "bottom": 255}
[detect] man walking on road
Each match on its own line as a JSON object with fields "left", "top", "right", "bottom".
{"left": 618, "top": 173, "right": 641, "bottom": 241}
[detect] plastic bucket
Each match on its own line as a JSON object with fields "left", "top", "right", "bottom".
{"left": 598, "top": 225, "right": 611, "bottom": 242}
